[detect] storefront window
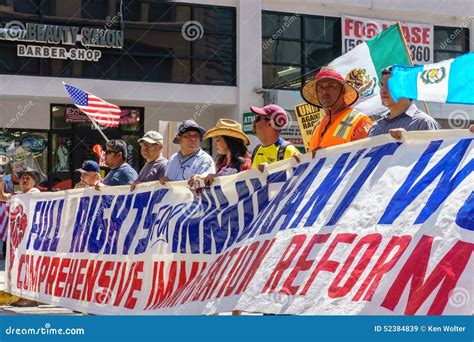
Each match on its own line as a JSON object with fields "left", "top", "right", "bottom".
{"left": 434, "top": 26, "right": 470, "bottom": 62}
{"left": 122, "top": 2, "right": 191, "bottom": 24}
{"left": 41, "top": 0, "right": 109, "bottom": 20}
{"left": 262, "top": 11, "right": 341, "bottom": 90}
{"left": 52, "top": 104, "right": 141, "bottom": 132}
{"left": 0, "top": 130, "right": 48, "bottom": 192}
{"left": 49, "top": 104, "right": 144, "bottom": 190}
{"left": 51, "top": 133, "right": 73, "bottom": 191}
{"left": 0, "top": 1, "right": 236, "bottom": 86}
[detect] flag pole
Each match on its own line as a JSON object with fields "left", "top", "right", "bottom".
{"left": 397, "top": 22, "right": 431, "bottom": 115}
{"left": 62, "top": 82, "right": 110, "bottom": 143}
{"left": 85, "top": 113, "right": 110, "bottom": 143}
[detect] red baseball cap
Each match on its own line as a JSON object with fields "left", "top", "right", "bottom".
{"left": 250, "top": 104, "right": 289, "bottom": 128}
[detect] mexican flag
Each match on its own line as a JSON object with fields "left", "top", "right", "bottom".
{"left": 329, "top": 24, "right": 411, "bottom": 117}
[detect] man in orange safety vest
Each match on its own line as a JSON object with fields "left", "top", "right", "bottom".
{"left": 301, "top": 67, "right": 373, "bottom": 152}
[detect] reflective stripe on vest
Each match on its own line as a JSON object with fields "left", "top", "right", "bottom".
{"left": 333, "top": 109, "right": 361, "bottom": 140}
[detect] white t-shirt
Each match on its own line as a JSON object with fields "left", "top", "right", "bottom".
{"left": 17, "top": 187, "right": 40, "bottom": 195}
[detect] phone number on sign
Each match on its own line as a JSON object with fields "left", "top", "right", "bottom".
{"left": 374, "top": 325, "right": 419, "bottom": 333}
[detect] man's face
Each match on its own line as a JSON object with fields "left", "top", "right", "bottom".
{"left": 380, "top": 73, "right": 396, "bottom": 107}
{"left": 140, "top": 141, "right": 161, "bottom": 161}
{"left": 316, "top": 79, "right": 345, "bottom": 108}
{"left": 179, "top": 131, "right": 201, "bottom": 152}
{"left": 105, "top": 148, "right": 122, "bottom": 168}
{"left": 81, "top": 172, "right": 99, "bottom": 186}
{"left": 20, "top": 174, "right": 35, "bottom": 192}
{"left": 252, "top": 115, "right": 272, "bottom": 139}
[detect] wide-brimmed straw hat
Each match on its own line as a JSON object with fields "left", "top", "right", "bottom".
{"left": 300, "top": 67, "right": 359, "bottom": 107}
{"left": 204, "top": 119, "right": 250, "bottom": 145}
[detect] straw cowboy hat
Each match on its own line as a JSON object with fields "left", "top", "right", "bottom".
{"left": 301, "top": 67, "right": 359, "bottom": 107}
{"left": 204, "top": 119, "right": 250, "bottom": 145}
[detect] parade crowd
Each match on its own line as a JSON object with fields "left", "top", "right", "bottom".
{"left": 0, "top": 66, "right": 473, "bottom": 308}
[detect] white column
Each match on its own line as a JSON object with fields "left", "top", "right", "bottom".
{"left": 235, "top": 0, "right": 264, "bottom": 122}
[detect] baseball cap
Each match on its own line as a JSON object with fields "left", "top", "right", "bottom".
{"left": 250, "top": 104, "right": 289, "bottom": 128}
{"left": 75, "top": 160, "right": 100, "bottom": 173}
{"left": 138, "top": 131, "right": 164, "bottom": 144}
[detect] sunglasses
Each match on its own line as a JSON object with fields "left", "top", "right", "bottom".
{"left": 105, "top": 150, "right": 117, "bottom": 155}
{"left": 254, "top": 116, "right": 271, "bottom": 123}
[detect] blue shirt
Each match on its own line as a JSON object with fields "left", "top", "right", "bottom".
{"left": 103, "top": 163, "right": 138, "bottom": 186}
{"left": 368, "top": 104, "right": 441, "bottom": 137}
{"left": 165, "top": 148, "right": 215, "bottom": 181}
{"left": 137, "top": 157, "right": 168, "bottom": 182}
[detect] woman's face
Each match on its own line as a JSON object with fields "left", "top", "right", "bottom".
{"left": 20, "top": 173, "right": 36, "bottom": 192}
{"left": 214, "top": 136, "right": 229, "bottom": 155}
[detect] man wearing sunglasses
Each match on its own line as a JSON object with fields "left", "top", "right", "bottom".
{"left": 96, "top": 139, "right": 138, "bottom": 189}
{"left": 368, "top": 66, "right": 440, "bottom": 139}
{"left": 250, "top": 104, "right": 299, "bottom": 170}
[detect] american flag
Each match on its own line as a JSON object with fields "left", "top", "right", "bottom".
{"left": 64, "top": 84, "right": 121, "bottom": 128}
{"left": 0, "top": 201, "right": 9, "bottom": 241}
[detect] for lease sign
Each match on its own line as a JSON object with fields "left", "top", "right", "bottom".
{"left": 342, "top": 16, "right": 434, "bottom": 64}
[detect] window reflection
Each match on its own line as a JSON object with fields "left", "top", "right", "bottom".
{"left": 0, "top": 1, "right": 236, "bottom": 85}
{"left": 262, "top": 12, "right": 339, "bottom": 90}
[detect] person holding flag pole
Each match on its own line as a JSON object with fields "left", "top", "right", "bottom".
{"left": 367, "top": 23, "right": 439, "bottom": 140}
{"left": 299, "top": 23, "right": 415, "bottom": 153}
{"left": 368, "top": 66, "right": 440, "bottom": 139}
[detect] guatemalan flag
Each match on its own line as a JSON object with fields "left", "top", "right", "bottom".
{"left": 388, "top": 52, "right": 474, "bottom": 104}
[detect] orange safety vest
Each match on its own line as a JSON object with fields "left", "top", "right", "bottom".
{"left": 309, "top": 107, "right": 370, "bottom": 152}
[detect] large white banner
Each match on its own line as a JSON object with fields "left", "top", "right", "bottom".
{"left": 6, "top": 131, "right": 473, "bottom": 315}
{"left": 343, "top": 16, "right": 434, "bottom": 64}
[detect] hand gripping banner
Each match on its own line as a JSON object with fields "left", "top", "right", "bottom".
{"left": 6, "top": 131, "right": 473, "bottom": 315}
